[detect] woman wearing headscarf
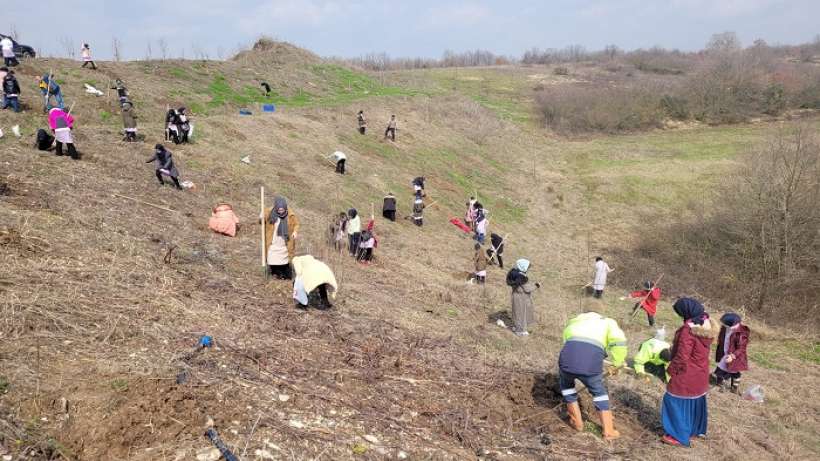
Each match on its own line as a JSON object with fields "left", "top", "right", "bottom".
{"left": 48, "top": 107, "right": 78, "bottom": 159}
{"left": 346, "top": 208, "right": 361, "bottom": 257}
{"left": 661, "top": 297, "right": 716, "bottom": 447}
{"left": 506, "top": 259, "right": 540, "bottom": 336}
{"left": 145, "top": 144, "right": 182, "bottom": 189}
{"left": 263, "top": 196, "right": 300, "bottom": 279}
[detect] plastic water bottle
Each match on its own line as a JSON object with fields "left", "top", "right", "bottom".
{"left": 742, "top": 384, "right": 764, "bottom": 403}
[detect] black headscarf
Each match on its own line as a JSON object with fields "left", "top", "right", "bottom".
{"left": 673, "top": 298, "right": 706, "bottom": 325}
{"left": 348, "top": 208, "right": 357, "bottom": 219}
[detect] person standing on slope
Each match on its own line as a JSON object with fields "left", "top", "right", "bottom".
{"left": 346, "top": 208, "right": 362, "bottom": 257}
{"left": 629, "top": 280, "right": 661, "bottom": 326}
{"left": 146, "top": 144, "right": 182, "bottom": 188}
{"left": 384, "top": 114, "right": 397, "bottom": 141}
{"left": 486, "top": 232, "right": 505, "bottom": 269}
{"left": 2, "top": 69, "right": 21, "bottom": 113}
{"left": 411, "top": 192, "right": 425, "bottom": 227}
{"left": 80, "top": 43, "right": 97, "bottom": 70}
{"left": 48, "top": 107, "right": 79, "bottom": 159}
{"left": 357, "top": 110, "right": 367, "bottom": 135}
{"left": 711, "top": 312, "right": 750, "bottom": 395}
{"left": 558, "top": 309, "right": 627, "bottom": 440}
{"left": 661, "top": 298, "right": 716, "bottom": 447}
{"left": 506, "top": 259, "right": 540, "bottom": 336}
{"left": 121, "top": 101, "right": 138, "bottom": 142}
{"left": 0, "top": 36, "right": 17, "bottom": 67}
{"left": 262, "top": 196, "right": 300, "bottom": 280}
{"left": 592, "top": 256, "right": 614, "bottom": 298}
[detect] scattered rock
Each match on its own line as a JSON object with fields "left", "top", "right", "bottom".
{"left": 496, "top": 319, "right": 506, "bottom": 328}
{"left": 288, "top": 420, "right": 304, "bottom": 429}
{"left": 364, "top": 434, "right": 379, "bottom": 444}
{"left": 195, "top": 447, "right": 221, "bottom": 461}
{"left": 278, "top": 394, "right": 291, "bottom": 402}
{"left": 254, "top": 449, "right": 276, "bottom": 460}
{"left": 397, "top": 451, "right": 408, "bottom": 460}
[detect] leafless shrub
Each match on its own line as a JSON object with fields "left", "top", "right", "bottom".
{"left": 536, "top": 85, "right": 665, "bottom": 134}
{"left": 57, "top": 36, "right": 75, "bottom": 59}
{"left": 158, "top": 38, "right": 168, "bottom": 61}
{"left": 624, "top": 126, "right": 820, "bottom": 323}
{"left": 112, "top": 37, "right": 122, "bottom": 62}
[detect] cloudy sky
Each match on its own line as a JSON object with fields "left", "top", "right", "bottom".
{"left": 5, "top": 0, "right": 818, "bottom": 60}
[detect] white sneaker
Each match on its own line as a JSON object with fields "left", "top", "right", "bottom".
{"left": 514, "top": 330, "right": 529, "bottom": 337}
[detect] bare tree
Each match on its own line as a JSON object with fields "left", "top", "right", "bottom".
{"left": 145, "top": 41, "right": 153, "bottom": 60}
{"left": 9, "top": 24, "right": 19, "bottom": 40}
{"left": 158, "top": 38, "right": 168, "bottom": 61}
{"left": 58, "top": 36, "right": 76, "bottom": 58}
{"left": 707, "top": 31, "right": 741, "bottom": 53}
{"left": 112, "top": 37, "right": 122, "bottom": 62}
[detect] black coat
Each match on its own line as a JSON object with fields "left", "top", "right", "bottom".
{"left": 506, "top": 268, "right": 528, "bottom": 288}
{"left": 3, "top": 75, "right": 20, "bottom": 95}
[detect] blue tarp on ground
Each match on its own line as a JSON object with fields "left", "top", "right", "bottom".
{"left": 262, "top": 104, "right": 276, "bottom": 113}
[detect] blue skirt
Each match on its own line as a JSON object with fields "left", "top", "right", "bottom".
{"left": 661, "top": 392, "right": 707, "bottom": 447}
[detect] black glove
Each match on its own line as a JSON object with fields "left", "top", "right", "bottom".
{"left": 535, "top": 282, "right": 541, "bottom": 289}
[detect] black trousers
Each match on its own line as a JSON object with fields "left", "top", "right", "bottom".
{"left": 336, "top": 159, "right": 345, "bottom": 174}
{"left": 358, "top": 126, "right": 366, "bottom": 135}
{"left": 645, "top": 363, "right": 668, "bottom": 383}
{"left": 82, "top": 61, "right": 97, "bottom": 69}
{"left": 55, "top": 141, "right": 79, "bottom": 160}
{"left": 383, "top": 210, "right": 396, "bottom": 221}
{"left": 357, "top": 247, "right": 373, "bottom": 261}
{"left": 385, "top": 127, "right": 395, "bottom": 141}
{"left": 593, "top": 289, "right": 603, "bottom": 298}
{"left": 413, "top": 217, "right": 423, "bottom": 227}
{"left": 348, "top": 232, "right": 361, "bottom": 256}
{"left": 268, "top": 264, "right": 292, "bottom": 280}
{"left": 633, "top": 303, "right": 655, "bottom": 326}
{"left": 156, "top": 170, "right": 182, "bottom": 189}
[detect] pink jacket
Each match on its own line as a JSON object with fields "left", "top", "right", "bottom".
{"left": 208, "top": 204, "right": 240, "bottom": 237}
{"left": 48, "top": 109, "right": 75, "bottom": 130}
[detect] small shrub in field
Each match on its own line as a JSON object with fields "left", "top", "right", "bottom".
{"left": 763, "top": 83, "right": 787, "bottom": 115}
{"left": 660, "top": 95, "right": 689, "bottom": 120}
{"left": 553, "top": 66, "right": 569, "bottom": 76}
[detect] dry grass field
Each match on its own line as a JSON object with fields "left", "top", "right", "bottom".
{"left": 0, "top": 42, "right": 818, "bottom": 460}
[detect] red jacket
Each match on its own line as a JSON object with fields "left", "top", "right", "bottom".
{"left": 667, "top": 318, "right": 716, "bottom": 398}
{"left": 716, "top": 324, "right": 750, "bottom": 373}
{"left": 630, "top": 287, "right": 661, "bottom": 316}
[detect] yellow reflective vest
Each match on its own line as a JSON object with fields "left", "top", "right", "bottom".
{"left": 633, "top": 338, "right": 671, "bottom": 378}
{"left": 562, "top": 312, "right": 627, "bottom": 367}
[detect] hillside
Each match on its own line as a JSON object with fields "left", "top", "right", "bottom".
{"left": 1, "top": 42, "right": 819, "bottom": 460}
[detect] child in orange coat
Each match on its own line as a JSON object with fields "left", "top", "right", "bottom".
{"left": 208, "top": 204, "right": 240, "bottom": 237}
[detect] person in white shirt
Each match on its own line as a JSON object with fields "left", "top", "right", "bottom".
{"left": 332, "top": 151, "right": 346, "bottom": 175}
{"left": 80, "top": 43, "right": 97, "bottom": 70}
{"left": 0, "top": 37, "right": 17, "bottom": 67}
{"left": 592, "top": 256, "right": 614, "bottom": 298}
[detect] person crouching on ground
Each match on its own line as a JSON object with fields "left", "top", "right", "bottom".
{"left": 263, "top": 196, "right": 300, "bottom": 280}
{"left": 48, "top": 108, "right": 79, "bottom": 159}
{"left": 208, "top": 203, "right": 240, "bottom": 237}
{"left": 292, "top": 255, "right": 337, "bottom": 310}
{"left": 382, "top": 192, "right": 397, "bottom": 222}
{"left": 146, "top": 144, "right": 182, "bottom": 189}
{"left": 711, "top": 312, "right": 749, "bottom": 394}
{"left": 661, "top": 298, "right": 716, "bottom": 447}
{"left": 333, "top": 150, "right": 346, "bottom": 175}
{"left": 633, "top": 328, "right": 672, "bottom": 383}
{"left": 472, "top": 243, "right": 488, "bottom": 284}
{"left": 506, "top": 259, "right": 540, "bottom": 336}
{"left": 558, "top": 308, "right": 627, "bottom": 440}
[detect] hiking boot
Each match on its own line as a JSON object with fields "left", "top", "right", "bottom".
{"left": 730, "top": 382, "right": 741, "bottom": 395}
{"left": 599, "top": 410, "right": 620, "bottom": 440}
{"left": 566, "top": 402, "right": 584, "bottom": 431}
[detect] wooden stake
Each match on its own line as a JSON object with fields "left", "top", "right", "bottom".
{"left": 260, "top": 187, "right": 266, "bottom": 270}
{"left": 113, "top": 194, "right": 176, "bottom": 213}
{"left": 66, "top": 101, "right": 76, "bottom": 116}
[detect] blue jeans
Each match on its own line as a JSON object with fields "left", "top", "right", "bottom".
{"left": 2, "top": 95, "right": 19, "bottom": 112}
{"left": 474, "top": 233, "right": 485, "bottom": 244}
{"left": 45, "top": 92, "right": 64, "bottom": 110}
{"left": 559, "top": 370, "right": 610, "bottom": 411}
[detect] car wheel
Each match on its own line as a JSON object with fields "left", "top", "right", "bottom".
{"left": 22, "top": 51, "right": 33, "bottom": 59}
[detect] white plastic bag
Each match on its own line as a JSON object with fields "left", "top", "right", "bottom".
{"left": 742, "top": 384, "right": 764, "bottom": 403}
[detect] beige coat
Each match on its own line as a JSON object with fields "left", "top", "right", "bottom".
{"left": 263, "top": 207, "right": 300, "bottom": 260}
{"left": 511, "top": 282, "right": 538, "bottom": 332}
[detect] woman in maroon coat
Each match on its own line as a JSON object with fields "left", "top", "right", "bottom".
{"left": 711, "top": 312, "right": 750, "bottom": 394}
{"left": 661, "top": 298, "right": 717, "bottom": 447}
